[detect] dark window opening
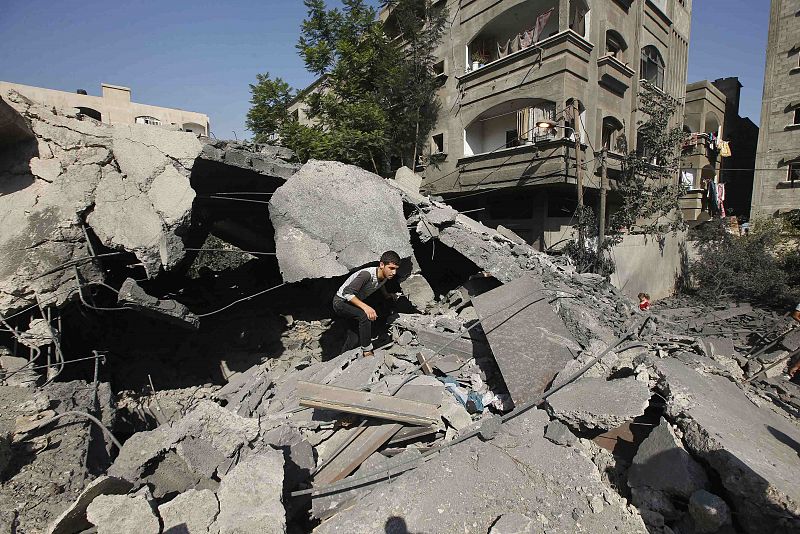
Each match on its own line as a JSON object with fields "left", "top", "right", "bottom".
{"left": 794, "top": 108, "right": 800, "bottom": 125}
{"left": 602, "top": 117, "right": 625, "bottom": 152}
{"left": 432, "top": 133, "right": 444, "bottom": 154}
{"left": 548, "top": 194, "right": 578, "bottom": 218}
{"left": 506, "top": 129, "right": 520, "bottom": 148}
{"left": 789, "top": 163, "right": 800, "bottom": 183}
{"left": 605, "top": 30, "right": 626, "bottom": 60}
{"left": 487, "top": 193, "right": 533, "bottom": 219}
{"left": 433, "top": 60, "right": 445, "bottom": 76}
{"left": 641, "top": 46, "right": 665, "bottom": 89}
{"left": 77, "top": 107, "right": 102, "bottom": 121}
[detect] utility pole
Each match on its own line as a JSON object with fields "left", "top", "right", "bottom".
{"left": 573, "top": 100, "right": 585, "bottom": 249}
{"left": 598, "top": 148, "right": 608, "bottom": 262}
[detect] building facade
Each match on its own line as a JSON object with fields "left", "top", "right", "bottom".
{"left": 0, "top": 81, "right": 210, "bottom": 135}
{"left": 751, "top": 0, "right": 800, "bottom": 218}
{"left": 411, "top": 0, "right": 692, "bottom": 250}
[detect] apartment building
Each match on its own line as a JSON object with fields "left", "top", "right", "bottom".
{"left": 0, "top": 81, "right": 210, "bottom": 135}
{"left": 414, "top": 0, "right": 692, "bottom": 249}
{"left": 751, "top": 0, "right": 800, "bottom": 218}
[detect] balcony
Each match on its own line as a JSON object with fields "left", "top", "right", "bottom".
{"left": 457, "top": 30, "right": 593, "bottom": 107}
{"left": 597, "top": 54, "right": 635, "bottom": 95}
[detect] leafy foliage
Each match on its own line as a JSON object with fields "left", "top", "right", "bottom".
{"left": 563, "top": 81, "right": 687, "bottom": 274}
{"left": 689, "top": 218, "right": 799, "bottom": 307}
{"left": 245, "top": 73, "right": 295, "bottom": 144}
{"left": 247, "top": 0, "right": 447, "bottom": 174}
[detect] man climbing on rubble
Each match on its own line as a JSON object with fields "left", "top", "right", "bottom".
{"left": 333, "top": 250, "right": 401, "bottom": 357}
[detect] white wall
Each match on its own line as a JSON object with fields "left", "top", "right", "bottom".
{"left": 609, "top": 230, "right": 687, "bottom": 302}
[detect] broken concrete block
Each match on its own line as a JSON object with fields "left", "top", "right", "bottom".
{"left": 47, "top": 476, "right": 133, "bottom": 534}
{"left": 158, "top": 489, "right": 220, "bottom": 534}
{"left": 656, "top": 358, "right": 800, "bottom": 534}
{"left": 545, "top": 378, "right": 651, "bottom": 431}
{"left": 781, "top": 328, "right": 800, "bottom": 352}
{"left": 627, "top": 417, "right": 708, "bottom": 499}
{"left": 0, "top": 355, "right": 39, "bottom": 387}
{"left": 109, "top": 400, "right": 259, "bottom": 490}
{"left": 489, "top": 512, "right": 534, "bottom": 534}
{"left": 393, "top": 166, "right": 422, "bottom": 194}
{"left": 216, "top": 450, "right": 285, "bottom": 534}
{"left": 399, "top": 273, "right": 435, "bottom": 312}
{"left": 544, "top": 420, "right": 577, "bottom": 447}
{"left": 496, "top": 225, "right": 527, "bottom": 246}
{"left": 314, "top": 409, "right": 647, "bottom": 533}
{"left": 268, "top": 160, "right": 412, "bottom": 282}
{"left": 439, "top": 398, "right": 472, "bottom": 431}
{"left": 478, "top": 415, "right": 502, "bottom": 441}
{"left": 689, "top": 490, "right": 732, "bottom": 533}
{"left": 473, "top": 274, "right": 580, "bottom": 405}
{"left": 86, "top": 493, "right": 160, "bottom": 534}
{"left": 118, "top": 278, "right": 200, "bottom": 329}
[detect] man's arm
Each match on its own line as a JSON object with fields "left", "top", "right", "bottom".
{"left": 348, "top": 296, "right": 376, "bottom": 321}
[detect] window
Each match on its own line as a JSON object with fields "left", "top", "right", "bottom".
{"left": 794, "top": 108, "right": 800, "bottom": 125}
{"left": 506, "top": 129, "right": 520, "bottom": 148}
{"left": 605, "top": 30, "right": 627, "bottom": 60}
{"left": 640, "top": 46, "right": 665, "bottom": 89}
{"left": 789, "top": 163, "right": 800, "bottom": 183}
{"left": 433, "top": 60, "right": 445, "bottom": 77}
{"left": 77, "top": 107, "right": 101, "bottom": 121}
{"left": 135, "top": 116, "right": 161, "bottom": 126}
{"left": 432, "top": 133, "right": 444, "bottom": 154}
{"left": 602, "top": 117, "right": 625, "bottom": 152}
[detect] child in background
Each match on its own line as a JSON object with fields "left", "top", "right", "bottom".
{"left": 638, "top": 293, "right": 651, "bottom": 311}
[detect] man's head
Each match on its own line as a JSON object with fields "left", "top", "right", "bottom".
{"left": 378, "top": 250, "right": 401, "bottom": 280}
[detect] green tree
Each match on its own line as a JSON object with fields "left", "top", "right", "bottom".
{"left": 245, "top": 73, "right": 296, "bottom": 144}
{"left": 277, "top": 0, "right": 447, "bottom": 173}
{"left": 564, "top": 81, "right": 687, "bottom": 274}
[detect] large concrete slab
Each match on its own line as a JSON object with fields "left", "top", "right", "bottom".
{"left": 313, "top": 410, "right": 646, "bottom": 534}
{"left": 472, "top": 274, "right": 581, "bottom": 405}
{"left": 268, "top": 160, "right": 412, "bottom": 282}
{"left": 656, "top": 358, "right": 800, "bottom": 533}
{"left": 546, "top": 377, "right": 651, "bottom": 431}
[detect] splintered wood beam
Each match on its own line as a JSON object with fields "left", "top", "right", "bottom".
{"left": 297, "top": 381, "right": 440, "bottom": 426}
{"left": 313, "top": 423, "right": 402, "bottom": 486}
{"left": 416, "top": 352, "right": 433, "bottom": 375}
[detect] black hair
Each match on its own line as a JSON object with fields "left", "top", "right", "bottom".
{"left": 380, "top": 250, "right": 402, "bottom": 265}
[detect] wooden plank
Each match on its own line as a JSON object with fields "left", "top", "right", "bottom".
{"left": 313, "top": 423, "right": 402, "bottom": 486}
{"left": 297, "top": 381, "right": 441, "bottom": 426}
{"left": 416, "top": 352, "right": 432, "bottom": 375}
{"left": 387, "top": 425, "right": 439, "bottom": 445}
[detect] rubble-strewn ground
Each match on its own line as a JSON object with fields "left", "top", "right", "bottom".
{"left": 1, "top": 90, "right": 799, "bottom": 534}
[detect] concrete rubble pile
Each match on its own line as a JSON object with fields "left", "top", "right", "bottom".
{"left": 0, "top": 92, "right": 799, "bottom": 534}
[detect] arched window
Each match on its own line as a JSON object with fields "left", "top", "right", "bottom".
{"left": 605, "top": 30, "right": 627, "bottom": 61}
{"left": 602, "top": 117, "right": 625, "bottom": 153}
{"left": 135, "top": 116, "right": 161, "bottom": 126}
{"left": 77, "top": 107, "right": 101, "bottom": 121}
{"left": 640, "top": 46, "right": 665, "bottom": 89}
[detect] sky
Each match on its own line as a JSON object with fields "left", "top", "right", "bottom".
{"left": 0, "top": 0, "right": 770, "bottom": 139}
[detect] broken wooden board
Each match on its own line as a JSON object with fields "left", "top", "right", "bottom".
{"left": 472, "top": 274, "right": 580, "bottom": 406}
{"left": 414, "top": 326, "right": 492, "bottom": 360}
{"left": 297, "top": 381, "right": 440, "bottom": 426}
{"left": 313, "top": 423, "right": 402, "bottom": 486}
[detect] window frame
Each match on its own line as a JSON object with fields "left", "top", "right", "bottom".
{"left": 640, "top": 46, "right": 665, "bottom": 89}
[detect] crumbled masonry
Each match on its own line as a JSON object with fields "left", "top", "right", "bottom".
{"left": 0, "top": 94, "right": 799, "bottom": 534}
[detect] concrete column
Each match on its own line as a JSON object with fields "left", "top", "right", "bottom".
{"left": 559, "top": 0, "right": 570, "bottom": 32}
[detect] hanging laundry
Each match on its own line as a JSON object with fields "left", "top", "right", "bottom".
{"left": 510, "top": 33, "right": 521, "bottom": 54}
{"left": 517, "top": 108, "right": 531, "bottom": 142}
{"left": 716, "top": 183, "right": 726, "bottom": 217}
{"left": 520, "top": 29, "right": 533, "bottom": 49}
{"left": 719, "top": 140, "right": 732, "bottom": 157}
{"left": 533, "top": 8, "right": 555, "bottom": 43}
{"left": 497, "top": 38, "right": 510, "bottom": 58}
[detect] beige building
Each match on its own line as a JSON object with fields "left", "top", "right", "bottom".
{"left": 408, "top": 0, "right": 692, "bottom": 250}
{"left": 680, "top": 80, "right": 726, "bottom": 223}
{"left": 751, "top": 0, "right": 800, "bottom": 218}
{"left": 0, "top": 81, "right": 210, "bottom": 135}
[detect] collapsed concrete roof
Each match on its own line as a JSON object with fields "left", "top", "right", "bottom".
{"left": 0, "top": 89, "right": 298, "bottom": 316}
